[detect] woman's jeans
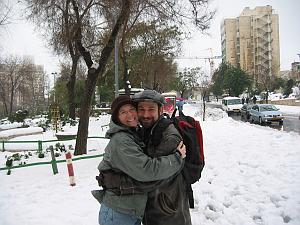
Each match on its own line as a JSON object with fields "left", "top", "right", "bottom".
{"left": 99, "top": 203, "right": 141, "bottom": 225}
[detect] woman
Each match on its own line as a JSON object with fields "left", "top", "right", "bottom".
{"left": 93, "top": 95, "right": 186, "bottom": 225}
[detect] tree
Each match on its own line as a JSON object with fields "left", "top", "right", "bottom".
{"left": 0, "top": 56, "right": 28, "bottom": 116}
{"left": 26, "top": 0, "right": 95, "bottom": 119}
{"left": 27, "top": 0, "right": 215, "bottom": 155}
{"left": 283, "top": 79, "right": 295, "bottom": 97}
{"left": 0, "top": 0, "right": 13, "bottom": 27}
{"left": 171, "top": 67, "right": 201, "bottom": 98}
{"left": 212, "top": 62, "right": 252, "bottom": 97}
{"left": 125, "top": 22, "right": 182, "bottom": 92}
{"left": 211, "top": 63, "right": 228, "bottom": 99}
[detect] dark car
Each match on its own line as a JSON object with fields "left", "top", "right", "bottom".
{"left": 249, "top": 104, "right": 284, "bottom": 125}
{"left": 240, "top": 104, "right": 253, "bottom": 121}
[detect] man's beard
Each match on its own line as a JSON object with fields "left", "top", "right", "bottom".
{"left": 140, "top": 118, "right": 154, "bottom": 128}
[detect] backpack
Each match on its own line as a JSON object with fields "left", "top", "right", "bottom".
{"left": 170, "top": 109, "right": 205, "bottom": 208}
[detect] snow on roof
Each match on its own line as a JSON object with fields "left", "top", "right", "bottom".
{"left": 223, "top": 96, "right": 241, "bottom": 100}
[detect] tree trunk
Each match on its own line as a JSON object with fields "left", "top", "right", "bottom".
{"left": 9, "top": 87, "right": 14, "bottom": 115}
{"left": 74, "top": 0, "right": 131, "bottom": 155}
{"left": 74, "top": 71, "right": 97, "bottom": 155}
{"left": 67, "top": 56, "right": 79, "bottom": 120}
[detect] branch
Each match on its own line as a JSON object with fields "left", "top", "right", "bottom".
{"left": 71, "top": 0, "right": 93, "bottom": 68}
{"left": 95, "top": 0, "right": 131, "bottom": 75}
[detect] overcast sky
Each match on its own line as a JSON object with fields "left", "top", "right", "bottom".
{"left": 0, "top": 0, "right": 299, "bottom": 80}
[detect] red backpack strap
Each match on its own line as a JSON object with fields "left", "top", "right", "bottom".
{"left": 194, "top": 120, "right": 204, "bottom": 161}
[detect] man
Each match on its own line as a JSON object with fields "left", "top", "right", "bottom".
{"left": 132, "top": 90, "right": 192, "bottom": 225}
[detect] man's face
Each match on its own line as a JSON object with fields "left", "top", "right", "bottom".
{"left": 137, "top": 101, "right": 163, "bottom": 128}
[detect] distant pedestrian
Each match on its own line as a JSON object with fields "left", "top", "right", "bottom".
{"left": 242, "top": 97, "right": 245, "bottom": 105}
{"left": 246, "top": 97, "right": 249, "bottom": 104}
{"left": 252, "top": 96, "right": 257, "bottom": 104}
{"left": 177, "top": 99, "right": 184, "bottom": 112}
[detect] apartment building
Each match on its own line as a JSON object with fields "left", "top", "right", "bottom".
{"left": 221, "top": 5, "right": 280, "bottom": 84}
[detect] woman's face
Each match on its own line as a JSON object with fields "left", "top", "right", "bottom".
{"left": 118, "top": 104, "right": 138, "bottom": 127}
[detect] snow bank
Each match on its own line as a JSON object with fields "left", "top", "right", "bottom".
{"left": 0, "top": 127, "right": 43, "bottom": 140}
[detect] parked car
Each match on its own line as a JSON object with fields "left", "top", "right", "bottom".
{"left": 240, "top": 104, "right": 253, "bottom": 121}
{"left": 249, "top": 104, "right": 284, "bottom": 125}
{"left": 222, "top": 97, "right": 243, "bottom": 114}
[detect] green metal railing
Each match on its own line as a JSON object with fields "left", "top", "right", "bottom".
{"left": 1, "top": 136, "right": 107, "bottom": 153}
{"left": 0, "top": 136, "right": 107, "bottom": 174}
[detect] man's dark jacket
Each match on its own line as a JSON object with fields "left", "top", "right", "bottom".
{"left": 142, "top": 116, "right": 192, "bottom": 225}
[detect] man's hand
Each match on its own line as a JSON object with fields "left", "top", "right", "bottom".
{"left": 177, "top": 141, "right": 186, "bottom": 159}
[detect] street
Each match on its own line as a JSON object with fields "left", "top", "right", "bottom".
{"left": 229, "top": 112, "right": 300, "bottom": 135}
{"left": 206, "top": 102, "right": 300, "bottom": 135}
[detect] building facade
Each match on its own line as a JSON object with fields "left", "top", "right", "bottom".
{"left": 221, "top": 5, "right": 280, "bottom": 84}
{"left": 290, "top": 62, "right": 300, "bottom": 81}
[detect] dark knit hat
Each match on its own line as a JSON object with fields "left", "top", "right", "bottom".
{"left": 111, "top": 95, "right": 136, "bottom": 124}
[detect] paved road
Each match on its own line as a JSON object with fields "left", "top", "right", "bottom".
{"left": 230, "top": 112, "right": 300, "bottom": 135}
{"left": 206, "top": 102, "right": 300, "bottom": 135}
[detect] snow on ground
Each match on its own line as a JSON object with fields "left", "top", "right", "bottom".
{"left": 0, "top": 122, "right": 23, "bottom": 131}
{"left": 0, "top": 104, "right": 300, "bottom": 225}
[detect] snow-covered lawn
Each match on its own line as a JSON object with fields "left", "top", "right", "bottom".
{"left": 0, "top": 104, "right": 300, "bottom": 225}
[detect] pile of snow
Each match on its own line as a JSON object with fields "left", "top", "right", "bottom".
{"left": 1, "top": 104, "right": 300, "bottom": 225}
{"left": 192, "top": 106, "right": 228, "bottom": 121}
{"left": 0, "top": 122, "right": 23, "bottom": 131}
{"left": 24, "top": 117, "right": 48, "bottom": 127}
{"left": 0, "top": 127, "right": 43, "bottom": 140}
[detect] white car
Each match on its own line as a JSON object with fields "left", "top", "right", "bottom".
{"left": 222, "top": 97, "right": 243, "bottom": 114}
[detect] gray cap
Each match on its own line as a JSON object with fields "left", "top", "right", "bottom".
{"left": 132, "top": 90, "right": 166, "bottom": 106}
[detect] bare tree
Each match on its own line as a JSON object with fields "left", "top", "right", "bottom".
{"left": 0, "top": 56, "right": 27, "bottom": 115}
{"left": 25, "top": 0, "right": 92, "bottom": 119}
{"left": 0, "top": 0, "right": 13, "bottom": 27}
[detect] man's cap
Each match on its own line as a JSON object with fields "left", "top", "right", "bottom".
{"left": 132, "top": 90, "right": 166, "bottom": 106}
{"left": 111, "top": 95, "right": 136, "bottom": 124}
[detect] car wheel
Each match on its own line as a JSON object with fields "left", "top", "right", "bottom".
{"left": 246, "top": 114, "right": 250, "bottom": 121}
{"left": 249, "top": 116, "right": 254, "bottom": 123}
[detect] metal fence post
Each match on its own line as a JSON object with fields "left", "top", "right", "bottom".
{"left": 38, "top": 140, "right": 42, "bottom": 154}
{"left": 2, "top": 140, "right": 4, "bottom": 152}
{"left": 49, "top": 146, "right": 58, "bottom": 175}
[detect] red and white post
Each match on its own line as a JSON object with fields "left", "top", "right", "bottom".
{"left": 65, "top": 151, "right": 76, "bottom": 186}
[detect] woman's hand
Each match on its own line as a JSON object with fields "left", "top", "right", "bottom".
{"left": 177, "top": 141, "right": 186, "bottom": 159}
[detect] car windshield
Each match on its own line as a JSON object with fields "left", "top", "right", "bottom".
{"left": 259, "top": 105, "right": 278, "bottom": 111}
{"left": 227, "top": 99, "right": 241, "bottom": 105}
